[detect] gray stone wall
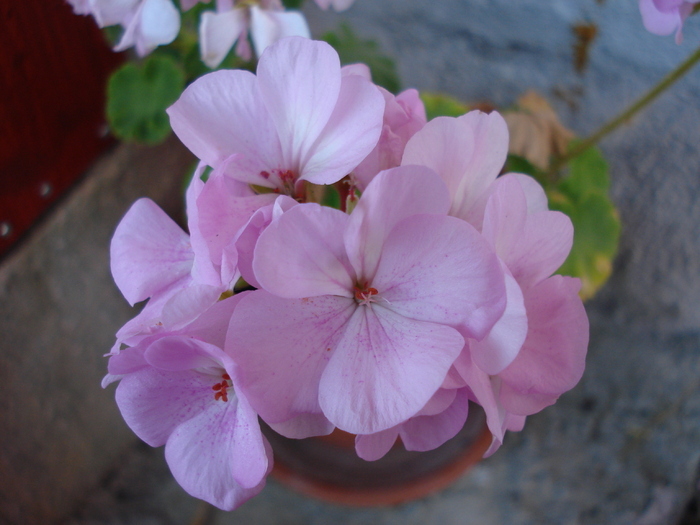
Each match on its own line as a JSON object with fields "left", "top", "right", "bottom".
{"left": 0, "top": 139, "right": 194, "bottom": 524}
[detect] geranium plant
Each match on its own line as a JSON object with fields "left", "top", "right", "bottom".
{"left": 104, "top": 37, "right": 588, "bottom": 509}
{"left": 65, "top": 0, "right": 700, "bottom": 512}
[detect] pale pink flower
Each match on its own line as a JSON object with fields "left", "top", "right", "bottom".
{"left": 67, "top": 0, "right": 180, "bottom": 56}
{"left": 639, "top": 0, "right": 700, "bottom": 43}
{"left": 353, "top": 88, "right": 427, "bottom": 191}
{"left": 168, "top": 37, "right": 385, "bottom": 197}
{"left": 402, "top": 111, "right": 530, "bottom": 375}
{"left": 455, "top": 176, "right": 588, "bottom": 455}
{"left": 104, "top": 295, "right": 272, "bottom": 510}
{"left": 198, "top": 0, "right": 311, "bottom": 67}
{"left": 227, "top": 166, "right": 506, "bottom": 435}
{"left": 402, "top": 110, "right": 511, "bottom": 229}
{"left": 404, "top": 112, "right": 587, "bottom": 452}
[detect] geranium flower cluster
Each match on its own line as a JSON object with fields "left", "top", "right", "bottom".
{"left": 640, "top": 0, "right": 700, "bottom": 43}
{"left": 67, "top": 0, "right": 354, "bottom": 62}
{"left": 105, "top": 37, "right": 589, "bottom": 510}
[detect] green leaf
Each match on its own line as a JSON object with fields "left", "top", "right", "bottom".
{"left": 558, "top": 142, "right": 610, "bottom": 200}
{"left": 419, "top": 92, "right": 470, "bottom": 121}
{"left": 282, "top": 0, "right": 305, "bottom": 7}
{"left": 322, "top": 24, "right": 400, "bottom": 93}
{"left": 107, "top": 54, "right": 185, "bottom": 144}
{"left": 321, "top": 185, "right": 341, "bottom": 209}
{"left": 548, "top": 190, "right": 620, "bottom": 301}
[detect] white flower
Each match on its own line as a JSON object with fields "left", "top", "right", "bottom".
{"left": 67, "top": 0, "right": 181, "bottom": 56}
{"left": 199, "top": 0, "right": 310, "bottom": 67}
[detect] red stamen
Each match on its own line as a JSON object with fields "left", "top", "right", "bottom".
{"left": 354, "top": 283, "right": 379, "bottom": 305}
{"left": 212, "top": 373, "right": 233, "bottom": 402}
{"left": 278, "top": 169, "right": 295, "bottom": 183}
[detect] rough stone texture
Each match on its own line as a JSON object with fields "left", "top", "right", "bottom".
{"left": 0, "top": 137, "right": 194, "bottom": 524}
{"left": 11, "top": 0, "right": 700, "bottom": 524}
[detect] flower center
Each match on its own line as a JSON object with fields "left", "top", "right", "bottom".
{"left": 212, "top": 373, "right": 233, "bottom": 402}
{"left": 259, "top": 168, "right": 298, "bottom": 198}
{"left": 354, "top": 282, "right": 379, "bottom": 306}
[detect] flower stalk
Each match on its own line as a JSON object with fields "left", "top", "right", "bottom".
{"left": 551, "top": 43, "right": 700, "bottom": 174}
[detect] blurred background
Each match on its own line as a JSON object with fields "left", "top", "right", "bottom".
{"left": 1, "top": 0, "right": 699, "bottom": 523}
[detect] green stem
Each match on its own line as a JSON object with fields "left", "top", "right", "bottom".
{"left": 550, "top": 43, "right": 700, "bottom": 173}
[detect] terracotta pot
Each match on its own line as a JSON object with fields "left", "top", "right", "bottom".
{"left": 265, "top": 403, "right": 491, "bottom": 507}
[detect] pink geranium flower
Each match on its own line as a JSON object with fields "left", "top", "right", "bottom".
{"left": 168, "top": 37, "right": 385, "bottom": 198}
{"left": 105, "top": 295, "right": 272, "bottom": 510}
{"left": 353, "top": 87, "right": 427, "bottom": 191}
{"left": 639, "top": 0, "right": 700, "bottom": 43}
{"left": 198, "top": 0, "right": 311, "bottom": 67}
{"left": 454, "top": 176, "right": 588, "bottom": 455}
{"left": 227, "top": 165, "right": 506, "bottom": 435}
{"left": 403, "top": 112, "right": 588, "bottom": 452}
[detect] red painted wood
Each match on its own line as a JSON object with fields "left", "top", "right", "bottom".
{"left": 0, "top": 0, "right": 123, "bottom": 258}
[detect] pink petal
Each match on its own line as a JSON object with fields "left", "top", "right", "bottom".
{"left": 441, "top": 365, "right": 467, "bottom": 389}
{"left": 469, "top": 267, "right": 528, "bottom": 375}
{"left": 187, "top": 162, "right": 221, "bottom": 288}
{"left": 416, "top": 387, "right": 457, "bottom": 417}
{"left": 227, "top": 291, "right": 356, "bottom": 423}
{"left": 106, "top": 346, "right": 148, "bottom": 376}
{"left": 639, "top": 0, "right": 683, "bottom": 35}
{"left": 482, "top": 176, "right": 573, "bottom": 291}
{"left": 268, "top": 412, "right": 335, "bottom": 439}
{"left": 481, "top": 176, "right": 528, "bottom": 259}
{"left": 160, "top": 284, "right": 222, "bottom": 331}
{"left": 341, "top": 63, "right": 371, "bottom": 79}
{"left": 112, "top": 275, "right": 191, "bottom": 350}
{"left": 319, "top": 305, "right": 464, "bottom": 434}
{"left": 373, "top": 214, "right": 506, "bottom": 341}
{"left": 234, "top": 195, "right": 297, "bottom": 289}
{"left": 499, "top": 275, "right": 589, "bottom": 415}
{"left": 256, "top": 37, "right": 341, "bottom": 174}
{"left": 183, "top": 293, "right": 248, "bottom": 349}
{"left": 510, "top": 211, "right": 573, "bottom": 290}
{"left": 402, "top": 111, "right": 509, "bottom": 225}
{"left": 195, "top": 165, "right": 276, "bottom": 284}
{"left": 167, "top": 69, "right": 282, "bottom": 180}
{"left": 249, "top": 7, "right": 311, "bottom": 58}
{"left": 111, "top": 198, "right": 193, "bottom": 306}
{"left": 400, "top": 388, "right": 470, "bottom": 452}
{"left": 115, "top": 367, "right": 217, "bottom": 447}
{"left": 507, "top": 173, "right": 549, "bottom": 213}
{"left": 354, "top": 428, "right": 399, "bottom": 461}
{"left": 453, "top": 348, "right": 506, "bottom": 444}
{"left": 145, "top": 336, "right": 227, "bottom": 372}
{"left": 300, "top": 73, "right": 385, "bottom": 185}
{"left": 164, "top": 387, "right": 270, "bottom": 509}
{"left": 199, "top": 9, "right": 247, "bottom": 68}
{"left": 134, "top": 0, "right": 181, "bottom": 53}
{"left": 253, "top": 203, "right": 354, "bottom": 298}
{"left": 345, "top": 165, "right": 451, "bottom": 281}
